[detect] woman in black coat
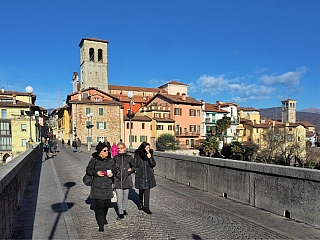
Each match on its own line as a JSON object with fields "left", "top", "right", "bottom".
{"left": 134, "top": 141, "right": 156, "bottom": 214}
{"left": 113, "top": 142, "right": 135, "bottom": 219}
{"left": 86, "top": 142, "right": 116, "bottom": 232}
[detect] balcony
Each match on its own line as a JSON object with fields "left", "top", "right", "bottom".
{"left": 175, "top": 131, "right": 200, "bottom": 137}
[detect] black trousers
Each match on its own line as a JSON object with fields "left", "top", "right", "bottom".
{"left": 139, "top": 189, "right": 151, "bottom": 209}
{"left": 94, "top": 199, "right": 111, "bottom": 227}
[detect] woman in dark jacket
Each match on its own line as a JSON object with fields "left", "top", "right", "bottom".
{"left": 113, "top": 142, "right": 135, "bottom": 219}
{"left": 86, "top": 142, "right": 116, "bottom": 232}
{"left": 134, "top": 141, "right": 156, "bottom": 214}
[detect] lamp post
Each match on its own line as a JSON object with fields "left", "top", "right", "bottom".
{"left": 35, "top": 110, "right": 39, "bottom": 142}
{"left": 127, "top": 91, "right": 135, "bottom": 149}
{"left": 25, "top": 86, "right": 34, "bottom": 146}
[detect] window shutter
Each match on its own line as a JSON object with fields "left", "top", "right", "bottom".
{"left": 194, "top": 125, "right": 196, "bottom": 132}
{"left": 140, "top": 136, "right": 142, "bottom": 142}
{"left": 146, "top": 136, "right": 147, "bottom": 142}
{"left": 104, "top": 122, "right": 106, "bottom": 129}
{"left": 96, "top": 122, "right": 99, "bottom": 129}
{"left": 180, "top": 108, "right": 182, "bottom": 116}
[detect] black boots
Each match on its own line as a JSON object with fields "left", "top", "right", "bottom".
{"left": 144, "top": 208, "right": 153, "bottom": 214}
{"left": 99, "top": 226, "right": 104, "bottom": 232}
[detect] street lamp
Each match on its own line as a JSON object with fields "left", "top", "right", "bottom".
{"left": 25, "top": 86, "right": 33, "bottom": 145}
{"left": 127, "top": 91, "right": 135, "bottom": 149}
{"left": 35, "top": 110, "right": 39, "bottom": 142}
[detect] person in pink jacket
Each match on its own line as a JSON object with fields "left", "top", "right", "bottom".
{"left": 111, "top": 142, "right": 118, "bottom": 157}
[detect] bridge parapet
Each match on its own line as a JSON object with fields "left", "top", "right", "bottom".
{"left": 140, "top": 150, "right": 320, "bottom": 228}
{"left": 0, "top": 144, "right": 41, "bottom": 239}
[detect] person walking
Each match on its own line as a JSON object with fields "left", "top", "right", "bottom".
{"left": 85, "top": 142, "right": 115, "bottom": 233}
{"left": 104, "top": 137, "right": 111, "bottom": 150}
{"left": 52, "top": 139, "right": 58, "bottom": 153}
{"left": 113, "top": 142, "right": 135, "bottom": 219}
{"left": 67, "top": 139, "right": 70, "bottom": 148}
{"left": 61, "top": 138, "right": 65, "bottom": 148}
{"left": 111, "top": 142, "right": 118, "bottom": 157}
{"left": 134, "top": 141, "right": 156, "bottom": 214}
{"left": 43, "top": 139, "right": 51, "bottom": 160}
{"left": 77, "top": 138, "right": 82, "bottom": 152}
{"left": 72, "top": 139, "right": 77, "bottom": 152}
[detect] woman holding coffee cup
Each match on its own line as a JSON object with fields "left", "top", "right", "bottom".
{"left": 134, "top": 141, "right": 156, "bottom": 214}
{"left": 85, "top": 142, "right": 115, "bottom": 233}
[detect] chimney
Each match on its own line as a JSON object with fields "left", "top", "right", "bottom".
{"left": 78, "top": 92, "right": 82, "bottom": 101}
{"left": 181, "top": 93, "right": 186, "bottom": 101}
{"left": 13, "top": 93, "right": 17, "bottom": 104}
{"left": 1, "top": 87, "right": 4, "bottom": 93}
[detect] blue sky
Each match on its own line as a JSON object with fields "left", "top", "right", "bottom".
{"left": 0, "top": 0, "right": 319, "bottom": 111}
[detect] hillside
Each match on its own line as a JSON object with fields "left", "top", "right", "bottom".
{"left": 259, "top": 107, "right": 320, "bottom": 131}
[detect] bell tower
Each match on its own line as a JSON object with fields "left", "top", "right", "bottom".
{"left": 281, "top": 98, "right": 297, "bottom": 123}
{"left": 78, "top": 38, "right": 109, "bottom": 92}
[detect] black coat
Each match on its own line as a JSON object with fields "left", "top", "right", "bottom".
{"left": 86, "top": 152, "right": 116, "bottom": 200}
{"left": 134, "top": 149, "right": 156, "bottom": 190}
{"left": 113, "top": 153, "right": 135, "bottom": 189}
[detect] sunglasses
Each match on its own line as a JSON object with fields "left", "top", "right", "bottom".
{"left": 102, "top": 149, "right": 108, "bottom": 152}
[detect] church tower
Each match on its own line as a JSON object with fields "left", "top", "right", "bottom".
{"left": 78, "top": 38, "right": 109, "bottom": 92}
{"left": 281, "top": 98, "right": 297, "bottom": 123}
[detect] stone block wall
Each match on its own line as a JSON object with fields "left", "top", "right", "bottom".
{"left": 0, "top": 144, "right": 41, "bottom": 239}
{"left": 148, "top": 151, "right": 320, "bottom": 228}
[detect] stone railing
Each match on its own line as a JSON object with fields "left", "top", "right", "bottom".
{"left": 148, "top": 151, "right": 320, "bottom": 228}
{"left": 0, "top": 143, "right": 41, "bottom": 239}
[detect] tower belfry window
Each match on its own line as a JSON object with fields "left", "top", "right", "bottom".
{"left": 98, "top": 49, "right": 103, "bottom": 62}
{"left": 89, "top": 48, "right": 94, "bottom": 61}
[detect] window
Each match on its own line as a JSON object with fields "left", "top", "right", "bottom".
{"left": 142, "top": 123, "right": 145, "bottom": 129}
{"left": 190, "top": 125, "right": 195, "bottom": 132}
{"left": 22, "top": 139, "right": 27, "bottom": 147}
{"left": 189, "top": 109, "right": 195, "bottom": 116}
{"left": 288, "top": 134, "right": 293, "bottom": 142}
{"left": 164, "top": 113, "right": 169, "bottom": 118}
{"left": 168, "top": 125, "right": 173, "bottom": 131}
{"left": 97, "top": 122, "right": 106, "bottom": 129}
{"left": 94, "top": 97, "right": 100, "bottom": 102}
{"left": 98, "top": 108, "right": 104, "bottom": 116}
{"left": 21, "top": 124, "right": 27, "bottom": 132}
{"left": 154, "top": 113, "right": 160, "bottom": 118}
{"left": 20, "top": 110, "right": 25, "bottom": 115}
{"left": 197, "top": 109, "right": 200, "bottom": 116}
{"left": 83, "top": 93, "right": 88, "bottom": 98}
{"left": 86, "top": 107, "right": 91, "bottom": 115}
{"left": 1, "top": 109, "right": 7, "bottom": 118}
{"left": 150, "top": 125, "right": 152, "bottom": 130}
{"left": 197, "top": 125, "right": 200, "bottom": 132}
{"left": 140, "top": 136, "right": 147, "bottom": 142}
{"left": 0, "top": 137, "right": 12, "bottom": 151}
{"left": 97, "top": 136, "right": 105, "bottom": 142}
{"left": 129, "top": 135, "right": 137, "bottom": 143}
{"left": 186, "top": 139, "right": 189, "bottom": 145}
{"left": 174, "top": 108, "right": 181, "bottom": 115}
{"left": 0, "top": 122, "right": 11, "bottom": 135}
{"left": 86, "top": 136, "right": 92, "bottom": 142}
{"left": 156, "top": 125, "right": 163, "bottom": 130}
{"left": 126, "top": 122, "right": 133, "bottom": 129}
{"left": 98, "top": 49, "right": 103, "bottom": 62}
{"left": 89, "top": 48, "right": 94, "bottom": 61}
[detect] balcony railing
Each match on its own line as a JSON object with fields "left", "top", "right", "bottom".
{"left": 175, "top": 131, "right": 200, "bottom": 136}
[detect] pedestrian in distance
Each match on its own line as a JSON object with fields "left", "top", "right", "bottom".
{"left": 43, "top": 139, "right": 51, "bottom": 160}
{"left": 85, "top": 142, "right": 116, "bottom": 233}
{"left": 113, "top": 142, "right": 135, "bottom": 219}
{"left": 77, "top": 138, "right": 82, "bottom": 152}
{"left": 111, "top": 142, "right": 118, "bottom": 157}
{"left": 52, "top": 139, "right": 58, "bottom": 153}
{"left": 134, "top": 141, "right": 156, "bottom": 214}
{"left": 67, "top": 139, "right": 70, "bottom": 148}
{"left": 104, "top": 137, "right": 111, "bottom": 150}
{"left": 72, "top": 139, "right": 77, "bottom": 152}
{"left": 61, "top": 138, "right": 65, "bottom": 148}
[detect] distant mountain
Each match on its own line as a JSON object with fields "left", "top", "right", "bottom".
{"left": 299, "top": 108, "right": 320, "bottom": 114}
{"left": 47, "top": 108, "right": 55, "bottom": 115}
{"left": 259, "top": 107, "right": 320, "bottom": 131}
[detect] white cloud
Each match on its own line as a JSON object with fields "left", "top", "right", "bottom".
{"left": 259, "top": 66, "right": 308, "bottom": 87}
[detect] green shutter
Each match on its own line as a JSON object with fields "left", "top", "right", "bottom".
{"left": 97, "top": 122, "right": 99, "bottom": 129}
{"left": 140, "top": 136, "right": 142, "bottom": 142}
{"left": 146, "top": 136, "right": 147, "bottom": 142}
{"left": 86, "top": 108, "right": 91, "bottom": 114}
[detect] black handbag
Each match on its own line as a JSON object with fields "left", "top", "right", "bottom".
{"left": 83, "top": 160, "right": 96, "bottom": 186}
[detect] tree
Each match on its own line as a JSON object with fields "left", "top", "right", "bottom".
{"left": 216, "top": 116, "right": 231, "bottom": 143}
{"left": 200, "top": 136, "right": 219, "bottom": 157}
{"left": 230, "top": 141, "right": 245, "bottom": 160}
{"left": 156, "top": 133, "right": 179, "bottom": 151}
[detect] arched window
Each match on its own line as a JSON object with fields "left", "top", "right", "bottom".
{"left": 89, "top": 48, "right": 94, "bottom": 61}
{"left": 98, "top": 49, "right": 103, "bottom": 62}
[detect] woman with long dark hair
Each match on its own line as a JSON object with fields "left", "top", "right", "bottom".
{"left": 134, "top": 141, "right": 156, "bottom": 214}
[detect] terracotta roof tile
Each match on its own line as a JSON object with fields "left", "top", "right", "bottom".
{"left": 150, "top": 93, "right": 202, "bottom": 105}
{"left": 124, "top": 115, "right": 152, "bottom": 121}
{"left": 158, "top": 80, "right": 188, "bottom": 88}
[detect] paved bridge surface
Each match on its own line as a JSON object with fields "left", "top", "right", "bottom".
{"left": 9, "top": 147, "right": 320, "bottom": 239}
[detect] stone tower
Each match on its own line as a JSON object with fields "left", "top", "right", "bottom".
{"left": 281, "top": 98, "right": 297, "bottom": 123}
{"left": 78, "top": 38, "right": 109, "bottom": 92}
